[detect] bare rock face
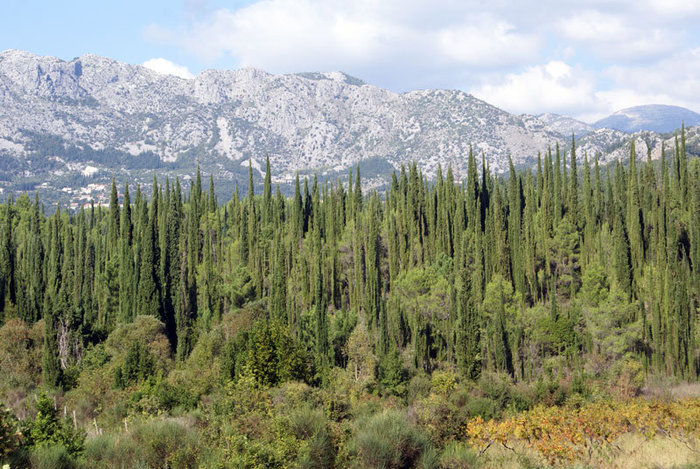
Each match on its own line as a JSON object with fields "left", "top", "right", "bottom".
{"left": 0, "top": 49, "right": 697, "bottom": 205}
{"left": 0, "top": 50, "right": 564, "bottom": 177}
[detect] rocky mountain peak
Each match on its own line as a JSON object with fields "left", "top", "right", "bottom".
{"left": 0, "top": 50, "right": 697, "bottom": 205}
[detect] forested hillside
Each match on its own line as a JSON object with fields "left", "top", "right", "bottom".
{"left": 0, "top": 129, "right": 699, "bottom": 468}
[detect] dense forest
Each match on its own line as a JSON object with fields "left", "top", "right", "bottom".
{"left": 0, "top": 129, "right": 699, "bottom": 468}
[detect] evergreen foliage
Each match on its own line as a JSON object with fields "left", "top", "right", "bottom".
{"left": 0, "top": 135, "right": 697, "bottom": 395}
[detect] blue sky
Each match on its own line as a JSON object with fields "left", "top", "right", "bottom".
{"left": 2, "top": 0, "right": 700, "bottom": 121}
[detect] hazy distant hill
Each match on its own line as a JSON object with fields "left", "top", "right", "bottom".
{"left": 593, "top": 104, "right": 700, "bottom": 133}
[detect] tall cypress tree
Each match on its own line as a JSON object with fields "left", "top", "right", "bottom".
{"left": 137, "top": 204, "right": 161, "bottom": 318}
{"left": 108, "top": 178, "right": 120, "bottom": 250}
{"left": 457, "top": 236, "right": 481, "bottom": 379}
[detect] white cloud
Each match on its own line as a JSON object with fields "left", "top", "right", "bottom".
{"left": 472, "top": 61, "right": 605, "bottom": 120}
{"left": 437, "top": 19, "right": 539, "bottom": 67}
{"left": 147, "top": 0, "right": 541, "bottom": 87}
{"left": 167, "top": 1, "right": 405, "bottom": 69}
{"left": 143, "top": 58, "right": 194, "bottom": 79}
{"left": 646, "top": 0, "right": 700, "bottom": 19}
{"left": 600, "top": 48, "right": 700, "bottom": 112}
{"left": 473, "top": 52, "right": 700, "bottom": 122}
{"left": 557, "top": 10, "right": 680, "bottom": 61}
{"left": 143, "top": 0, "right": 700, "bottom": 116}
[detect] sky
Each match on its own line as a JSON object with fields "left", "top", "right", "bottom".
{"left": 2, "top": 0, "right": 700, "bottom": 122}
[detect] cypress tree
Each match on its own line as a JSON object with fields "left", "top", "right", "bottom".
{"left": 0, "top": 201, "right": 15, "bottom": 316}
{"left": 365, "top": 196, "right": 382, "bottom": 327}
{"left": 118, "top": 183, "right": 135, "bottom": 323}
{"left": 627, "top": 140, "right": 644, "bottom": 282}
{"left": 108, "top": 178, "right": 120, "bottom": 250}
{"left": 270, "top": 236, "right": 287, "bottom": 321}
{"left": 457, "top": 236, "right": 480, "bottom": 379}
{"left": 354, "top": 165, "right": 363, "bottom": 215}
{"left": 313, "top": 227, "right": 328, "bottom": 382}
{"left": 568, "top": 134, "right": 579, "bottom": 226}
{"left": 263, "top": 155, "right": 272, "bottom": 225}
{"left": 137, "top": 205, "right": 161, "bottom": 318}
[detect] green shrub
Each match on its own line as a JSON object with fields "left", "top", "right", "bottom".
{"left": 135, "top": 376, "right": 197, "bottom": 412}
{"left": 30, "top": 444, "right": 76, "bottom": 469}
{"left": 287, "top": 406, "right": 335, "bottom": 469}
{"left": 29, "top": 393, "right": 85, "bottom": 457}
{"left": 80, "top": 344, "right": 110, "bottom": 370}
{"left": 478, "top": 372, "right": 511, "bottom": 409}
{"left": 465, "top": 398, "right": 498, "bottom": 420}
{"left": 297, "top": 429, "right": 335, "bottom": 469}
{"left": 408, "top": 373, "right": 432, "bottom": 403}
{"left": 439, "top": 441, "right": 480, "bottom": 469}
{"left": 82, "top": 434, "right": 146, "bottom": 469}
{"left": 611, "top": 357, "right": 645, "bottom": 398}
{"left": 0, "top": 401, "right": 21, "bottom": 460}
{"left": 289, "top": 406, "right": 326, "bottom": 440}
{"left": 378, "top": 349, "right": 408, "bottom": 398}
{"left": 580, "top": 264, "right": 609, "bottom": 307}
{"left": 509, "top": 385, "right": 534, "bottom": 412}
{"left": 570, "top": 372, "right": 590, "bottom": 398}
{"left": 534, "top": 378, "right": 566, "bottom": 407}
{"left": 131, "top": 419, "right": 199, "bottom": 468}
{"left": 431, "top": 370, "right": 458, "bottom": 395}
{"left": 352, "top": 410, "right": 434, "bottom": 469}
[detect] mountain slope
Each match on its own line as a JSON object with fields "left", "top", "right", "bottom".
{"left": 0, "top": 50, "right": 697, "bottom": 206}
{"left": 0, "top": 50, "right": 561, "bottom": 183}
{"left": 534, "top": 113, "right": 593, "bottom": 138}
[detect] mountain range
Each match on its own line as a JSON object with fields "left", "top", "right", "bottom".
{"left": 0, "top": 49, "right": 698, "bottom": 206}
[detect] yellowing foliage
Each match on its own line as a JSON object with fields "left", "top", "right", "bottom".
{"left": 465, "top": 398, "right": 700, "bottom": 464}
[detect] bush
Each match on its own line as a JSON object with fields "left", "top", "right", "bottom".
{"left": 378, "top": 349, "right": 408, "bottom": 398}
{"left": 352, "top": 410, "right": 434, "bottom": 469}
{"left": 128, "top": 376, "right": 197, "bottom": 414}
{"left": 29, "top": 444, "right": 76, "bottom": 469}
{"left": 431, "top": 370, "right": 457, "bottom": 395}
{"left": 105, "top": 316, "right": 172, "bottom": 376}
{"left": 477, "top": 372, "right": 511, "bottom": 410}
{"left": 82, "top": 434, "right": 139, "bottom": 469}
{"left": 29, "top": 393, "right": 85, "bottom": 458}
{"left": 288, "top": 406, "right": 326, "bottom": 440}
{"left": 83, "top": 418, "right": 202, "bottom": 469}
{"left": 611, "top": 357, "right": 644, "bottom": 398}
{"left": 0, "top": 401, "right": 21, "bottom": 460}
{"left": 439, "top": 441, "right": 480, "bottom": 469}
{"left": 0, "top": 318, "right": 43, "bottom": 395}
{"left": 129, "top": 419, "right": 200, "bottom": 468}
{"left": 533, "top": 379, "right": 566, "bottom": 407}
{"left": 508, "top": 385, "right": 534, "bottom": 413}
{"left": 283, "top": 406, "right": 335, "bottom": 468}
{"left": 465, "top": 398, "right": 498, "bottom": 421}
{"left": 80, "top": 344, "right": 110, "bottom": 371}
{"left": 408, "top": 373, "right": 432, "bottom": 403}
{"left": 580, "top": 264, "right": 609, "bottom": 307}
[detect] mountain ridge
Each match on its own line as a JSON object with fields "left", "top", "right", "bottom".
{"left": 0, "top": 49, "right": 698, "bottom": 206}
